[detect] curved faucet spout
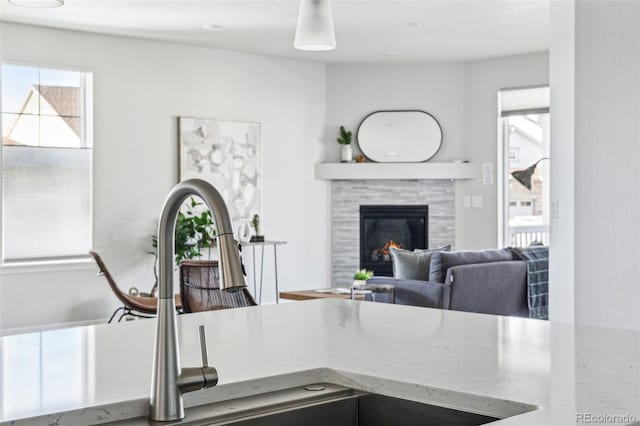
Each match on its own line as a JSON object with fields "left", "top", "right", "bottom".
{"left": 150, "top": 179, "right": 247, "bottom": 422}
{"left": 157, "top": 179, "right": 246, "bottom": 298}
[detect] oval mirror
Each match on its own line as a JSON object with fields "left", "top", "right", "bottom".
{"left": 357, "top": 110, "right": 443, "bottom": 163}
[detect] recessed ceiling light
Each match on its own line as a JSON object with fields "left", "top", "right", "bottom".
{"left": 202, "top": 24, "right": 226, "bottom": 31}
{"left": 407, "top": 22, "right": 422, "bottom": 28}
{"left": 8, "top": 0, "right": 63, "bottom": 7}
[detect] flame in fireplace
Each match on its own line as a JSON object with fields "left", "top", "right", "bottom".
{"left": 380, "top": 240, "right": 402, "bottom": 255}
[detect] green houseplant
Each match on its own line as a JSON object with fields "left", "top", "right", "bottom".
{"left": 250, "top": 213, "right": 264, "bottom": 242}
{"left": 353, "top": 269, "right": 374, "bottom": 287}
{"left": 337, "top": 126, "right": 353, "bottom": 162}
{"left": 337, "top": 126, "right": 352, "bottom": 145}
{"left": 151, "top": 197, "right": 216, "bottom": 266}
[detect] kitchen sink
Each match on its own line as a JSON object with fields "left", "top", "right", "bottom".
{"left": 226, "top": 386, "right": 499, "bottom": 426}
{"left": 111, "top": 382, "right": 521, "bottom": 425}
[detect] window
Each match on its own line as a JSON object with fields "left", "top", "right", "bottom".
{"left": 498, "top": 87, "right": 550, "bottom": 248}
{"left": 1, "top": 64, "right": 93, "bottom": 263}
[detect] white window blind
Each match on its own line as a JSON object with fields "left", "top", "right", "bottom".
{"left": 1, "top": 64, "right": 93, "bottom": 262}
{"left": 500, "top": 86, "right": 550, "bottom": 117}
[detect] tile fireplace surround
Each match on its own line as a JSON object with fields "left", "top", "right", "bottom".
{"left": 331, "top": 180, "right": 455, "bottom": 286}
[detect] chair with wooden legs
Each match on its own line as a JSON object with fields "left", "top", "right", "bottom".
{"left": 89, "top": 251, "right": 183, "bottom": 322}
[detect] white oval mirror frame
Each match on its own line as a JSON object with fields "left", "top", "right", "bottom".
{"left": 356, "top": 110, "right": 443, "bottom": 163}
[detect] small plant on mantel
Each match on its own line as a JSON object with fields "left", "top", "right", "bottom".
{"left": 337, "top": 126, "right": 353, "bottom": 162}
{"left": 336, "top": 126, "right": 352, "bottom": 145}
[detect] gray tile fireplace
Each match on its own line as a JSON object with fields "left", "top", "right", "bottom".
{"left": 331, "top": 180, "right": 455, "bottom": 286}
{"left": 360, "top": 205, "right": 428, "bottom": 277}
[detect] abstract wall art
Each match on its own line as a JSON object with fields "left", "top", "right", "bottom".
{"left": 178, "top": 117, "right": 261, "bottom": 227}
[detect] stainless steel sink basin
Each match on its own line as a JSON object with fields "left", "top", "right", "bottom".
{"left": 226, "top": 385, "right": 499, "bottom": 426}
{"left": 110, "top": 383, "right": 510, "bottom": 425}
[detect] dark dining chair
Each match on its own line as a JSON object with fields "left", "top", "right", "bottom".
{"left": 179, "top": 259, "right": 256, "bottom": 313}
{"left": 89, "top": 251, "right": 183, "bottom": 322}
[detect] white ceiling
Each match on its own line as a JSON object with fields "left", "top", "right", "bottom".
{"left": 0, "top": 0, "right": 550, "bottom": 63}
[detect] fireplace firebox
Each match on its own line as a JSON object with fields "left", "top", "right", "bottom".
{"left": 359, "top": 205, "right": 428, "bottom": 276}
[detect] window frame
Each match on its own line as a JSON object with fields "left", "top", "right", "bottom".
{"left": 497, "top": 85, "right": 550, "bottom": 249}
{"left": 0, "top": 61, "right": 95, "bottom": 272}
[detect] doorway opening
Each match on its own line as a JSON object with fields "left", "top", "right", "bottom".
{"left": 498, "top": 87, "right": 550, "bottom": 248}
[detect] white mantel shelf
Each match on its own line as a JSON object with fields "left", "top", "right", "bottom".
{"left": 314, "top": 162, "right": 475, "bottom": 180}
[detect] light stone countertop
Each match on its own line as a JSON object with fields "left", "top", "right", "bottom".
{"left": 1, "top": 299, "right": 639, "bottom": 425}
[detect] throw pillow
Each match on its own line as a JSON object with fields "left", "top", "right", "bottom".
{"left": 390, "top": 245, "right": 452, "bottom": 281}
{"left": 428, "top": 248, "right": 514, "bottom": 283}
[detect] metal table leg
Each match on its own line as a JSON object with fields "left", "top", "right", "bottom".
{"left": 258, "top": 245, "right": 265, "bottom": 304}
{"left": 252, "top": 245, "right": 257, "bottom": 301}
{"left": 274, "top": 245, "right": 279, "bottom": 304}
{"left": 243, "top": 242, "right": 284, "bottom": 305}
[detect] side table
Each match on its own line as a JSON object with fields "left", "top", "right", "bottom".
{"left": 351, "top": 284, "right": 395, "bottom": 304}
{"left": 239, "top": 240, "right": 286, "bottom": 304}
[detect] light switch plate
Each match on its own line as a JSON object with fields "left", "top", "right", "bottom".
{"left": 471, "top": 195, "right": 483, "bottom": 208}
{"left": 551, "top": 197, "right": 560, "bottom": 219}
{"left": 464, "top": 196, "right": 471, "bottom": 208}
{"left": 482, "top": 163, "right": 494, "bottom": 185}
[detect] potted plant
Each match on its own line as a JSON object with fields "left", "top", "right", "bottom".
{"left": 353, "top": 269, "right": 374, "bottom": 287}
{"left": 250, "top": 214, "right": 265, "bottom": 242}
{"left": 151, "top": 197, "right": 216, "bottom": 266}
{"left": 337, "top": 126, "right": 353, "bottom": 162}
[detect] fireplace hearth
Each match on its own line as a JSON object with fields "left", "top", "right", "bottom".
{"left": 360, "top": 205, "right": 428, "bottom": 276}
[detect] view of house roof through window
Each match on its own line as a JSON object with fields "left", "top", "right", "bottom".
{"left": 1, "top": 63, "right": 93, "bottom": 263}
{"left": 2, "top": 64, "right": 86, "bottom": 149}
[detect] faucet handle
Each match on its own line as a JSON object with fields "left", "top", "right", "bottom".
{"left": 198, "top": 325, "right": 208, "bottom": 368}
{"left": 178, "top": 326, "right": 218, "bottom": 393}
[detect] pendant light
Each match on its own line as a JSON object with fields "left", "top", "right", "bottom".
{"left": 294, "top": 0, "right": 336, "bottom": 51}
{"left": 8, "top": 0, "right": 64, "bottom": 7}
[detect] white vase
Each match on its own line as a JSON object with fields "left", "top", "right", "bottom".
{"left": 341, "top": 144, "right": 352, "bottom": 162}
{"left": 237, "top": 222, "right": 252, "bottom": 242}
{"left": 352, "top": 279, "right": 367, "bottom": 288}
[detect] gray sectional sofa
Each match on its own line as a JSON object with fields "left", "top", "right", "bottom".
{"left": 367, "top": 248, "right": 530, "bottom": 317}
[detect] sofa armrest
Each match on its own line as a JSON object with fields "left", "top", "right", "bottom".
{"left": 444, "top": 261, "right": 528, "bottom": 317}
{"left": 366, "top": 277, "right": 445, "bottom": 308}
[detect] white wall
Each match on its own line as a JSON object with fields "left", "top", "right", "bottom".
{"left": 549, "top": 0, "right": 575, "bottom": 325}
{"left": 325, "top": 63, "right": 466, "bottom": 163}
{"left": 0, "top": 23, "right": 329, "bottom": 331}
{"left": 326, "top": 53, "right": 549, "bottom": 249}
{"left": 572, "top": 1, "right": 640, "bottom": 330}
{"left": 461, "top": 52, "right": 549, "bottom": 249}
{"left": 550, "top": 0, "right": 640, "bottom": 331}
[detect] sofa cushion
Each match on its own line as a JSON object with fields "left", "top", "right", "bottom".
{"left": 390, "top": 245, "right": 452, "bottom": 281}
{"left": 446, "top": 261, "right": 528, "bottom": 317}
{"left": 429, "top": 248, "right": 514, "bottom": 283}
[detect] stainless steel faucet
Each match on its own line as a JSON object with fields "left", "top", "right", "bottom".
{"left": 149, "top": 179, "right": 248, "bottom": 422}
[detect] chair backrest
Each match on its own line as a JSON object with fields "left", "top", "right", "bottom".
{"left": 179, "top": 259, "right": 256, "bottom": 313}
{"left": 89, "top": 251, "right": 133, "bottom": 307}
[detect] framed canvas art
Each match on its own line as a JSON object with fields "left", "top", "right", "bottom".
{"left": 178, "top": 117, "right": 261, "bottom": 226}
